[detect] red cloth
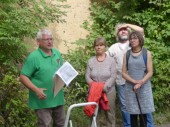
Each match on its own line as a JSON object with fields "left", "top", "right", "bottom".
{"left": 84, "top": 82, "right": 110, "bottom": 117}
{"left": 99, "top": 93, "right": 109, "bottom": 111}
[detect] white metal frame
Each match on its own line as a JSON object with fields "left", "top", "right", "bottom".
{"left": 64, "top": 102, "right": 98, "bottom": 127}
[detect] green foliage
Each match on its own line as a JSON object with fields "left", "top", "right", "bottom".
{"left": 144, "top": 38, "right": 170, "bottom": 110}
{"left": 0, "top": 74, "right": 37, "bottom": 127}
{"left": 154, "top": 109, "right": 170, "bottom": 125}
{"left": 64, "top": 45, "right": 91, "bottom": 106}
{"left": 65, "top": 107, "right": 91, "bottom": 127}
{"left": 64, "top": 0, "right": 170, "bottom": 123}
{"left": 0, "top": 0, "right": 67, "bottom": 126}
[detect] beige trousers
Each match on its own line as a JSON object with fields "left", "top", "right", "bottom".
{"left": 96, "top": 88, "right": 116, "bottom": 127}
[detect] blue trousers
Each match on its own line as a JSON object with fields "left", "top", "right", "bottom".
{"left": 117, "top": 84, "right": 155, "bottom": 127}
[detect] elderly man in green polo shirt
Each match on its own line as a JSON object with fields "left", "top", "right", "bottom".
{"left": 19, "top": 29, "right": 65, "bottom": 127}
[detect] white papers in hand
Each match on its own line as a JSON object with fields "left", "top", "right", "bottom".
{"left": 53, "top": 61, "right": 78, "bottom": 97}
{"left": 55, "top": 61, "right": 78, "bottom": 86}
{"left": 53, "top": 75, "right": 65, "bottom": 97}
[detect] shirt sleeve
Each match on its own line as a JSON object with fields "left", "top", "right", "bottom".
{"left": 20, "top": 55, "right": 37, "bottom": 77}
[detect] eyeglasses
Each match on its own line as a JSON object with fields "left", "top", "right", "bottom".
{"left": 41, "top": 38, "right": 53, "bottom": 42}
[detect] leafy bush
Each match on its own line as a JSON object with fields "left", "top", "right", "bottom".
{"left": 0, "top": 73, "right": 37, "bottom": 127}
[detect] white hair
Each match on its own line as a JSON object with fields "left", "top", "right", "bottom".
{"left": 37, "top": 29, "right": 52, "bottom": 39}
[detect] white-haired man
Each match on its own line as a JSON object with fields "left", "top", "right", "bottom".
{"left": 20, "top": 29, "right": 65, "bottom": 127}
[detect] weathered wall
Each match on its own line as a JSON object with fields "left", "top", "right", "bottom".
{"left": 28, "top": 0, "right": 91, "bottom": 54}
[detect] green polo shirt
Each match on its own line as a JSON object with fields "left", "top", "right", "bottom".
{"left": 21, "top": 48, "right": 64, "bottom": 109}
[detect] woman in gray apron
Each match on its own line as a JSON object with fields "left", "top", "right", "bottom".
{"left": 122, "top": 31, "right": 155, "bottom": 127}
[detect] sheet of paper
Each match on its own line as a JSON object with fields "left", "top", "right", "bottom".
{"left": 53, "top": 75, "right": 65, "bottom": 97}
{"left": 55, "top": 61, "right": 78, "bottom": 86}
{"left": 53, "top": 61, "right": 78, "bottom": 97}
